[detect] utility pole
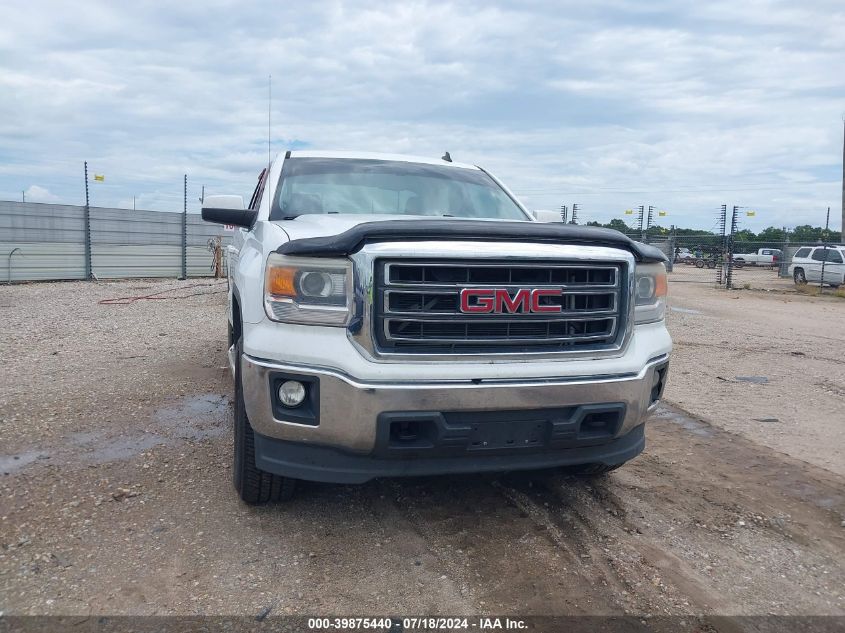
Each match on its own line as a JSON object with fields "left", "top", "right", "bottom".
{"left": 560, "top": 205, "right": 568, "bottom": 223}
{"left": 21, "top": 190, "right": 25, "bottom": 202}
{"left": 199, "top": 185, "right": 205, "bottom": 204}
{"left": 133, "top": 196, "right": 136, "bottom": 211}
{"left": 841, "top": 118, "right": 844, "bottom": 239}
{"left": 571, "top": 203, "right": 579, "bottom": 224}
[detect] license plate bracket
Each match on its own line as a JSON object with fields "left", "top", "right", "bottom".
{"left": 466, "top": 419, "right": 547, "bottom": 451}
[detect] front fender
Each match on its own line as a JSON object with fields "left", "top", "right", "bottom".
{"left": 235, "top": 221, "right": 290, "bottom": 325}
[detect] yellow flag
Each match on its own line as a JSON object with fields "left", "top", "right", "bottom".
{"left": 658, "top": 210, "right": 667, "bottom": 217}
{"left": 746, "top": 210, "right": 756, "bottom": 217}
{"left": 624, "top": 209, "right": 633, "bottom": 215}
{"left": 93, "top": 174, "right": 105, "bottom": 182}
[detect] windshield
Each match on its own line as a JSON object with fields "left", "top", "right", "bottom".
{"left": 270, "top": 158, "right": 529, "bottom": 221}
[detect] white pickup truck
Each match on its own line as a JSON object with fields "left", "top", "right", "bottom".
{"left": 733, "top": 248, "right": 782, "bottom": 267}
{"left": 202, "top": 151, "right": 671, "bottom": 504}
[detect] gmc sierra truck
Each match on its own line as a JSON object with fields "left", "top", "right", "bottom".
{"left": 202, "top": 151, "right": 671, "bottom": 504}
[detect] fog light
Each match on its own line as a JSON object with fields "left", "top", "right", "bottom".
{"left": 278, "top": 380, "right": 306, "bottom": 407}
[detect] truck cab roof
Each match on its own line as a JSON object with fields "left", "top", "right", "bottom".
{"left": 284, "top": 150, "right": 480, "bottom": 171}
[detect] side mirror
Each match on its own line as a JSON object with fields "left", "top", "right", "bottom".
{"left": 201, "top": 195, "right": 256, "bottom": 228}
{"left": 531, "top": 210, "right": 563, "bottom": 223}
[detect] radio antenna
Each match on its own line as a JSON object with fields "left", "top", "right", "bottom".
{"left": 266, "top": 73, "right": 272, "bottom": 209}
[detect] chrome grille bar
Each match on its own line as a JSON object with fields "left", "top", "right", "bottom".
{"left": 375, "top": 259, "right": 626, "bottom": 354}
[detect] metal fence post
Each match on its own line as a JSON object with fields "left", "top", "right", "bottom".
{"left": 180, "top": 174, "right": 187, "bottom": 280}
{"left": 819, "top": 207, "right": 831, "bottom": 294}
{"left": 83, "top": 161, "right": 92, "bottom": 280}
{"left": 666, "top": 225, "right": 675, "bottom": 273}
{"left": 716, "top": 204, "right": 727, "bottom": 286}
{"left": 725, "top": 206, "right": 738, "bottom": 290}
{"left": 780, "top": 227, "right": 790, "bottom": 278}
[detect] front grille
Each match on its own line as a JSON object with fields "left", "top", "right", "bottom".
{"left": 374, "top": 260, "right": 626, "bottom": 354}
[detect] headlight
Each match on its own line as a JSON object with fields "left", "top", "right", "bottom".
{"left": 264, "top": 253, "right": 352, "bottom": 326}
{"left": 634, "top": 262, "right": 668, "bottom": 324}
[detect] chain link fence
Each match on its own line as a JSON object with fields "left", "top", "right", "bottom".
{"left": 632, "top": 229, "right": 842, "bottom": 292}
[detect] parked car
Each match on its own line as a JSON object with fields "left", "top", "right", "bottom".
{"left": 692, "top": 245, "right": 733, "bottom": 269}
{"left": 201, "top": 150, "right": 672, "bottom": 504}
{"left": 674, "top": 247, "right": 694, "bottom": 263}
{"left": 789, "top": 245, "right": 845, "bottom": 286}
{"left": 733, "top": 248, "right": 782, "bottom": 267}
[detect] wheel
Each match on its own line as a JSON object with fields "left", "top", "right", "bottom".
{"left": 793, "top": 268, "right": 806, "bottom": 285}
{"left": 706, "top": 259, "right": 716, "bottom": 269}
{"left": 695, "top": 258, "right": 705, "bottom": 269}
{"left": 233, "top": 336, "right": 297, "bottom": 504}
{"left": 561, "top": 462, "right": 625, "bottom": 476}
{"left": 732, "top": 260, "right": 745, "bottom": 269}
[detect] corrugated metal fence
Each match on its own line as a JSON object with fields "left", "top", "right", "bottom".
{"left": 0, "top": 200, "right": 231, "bottom": 282}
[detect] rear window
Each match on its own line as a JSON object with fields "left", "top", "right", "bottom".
{"left": 811, "top": 248, "right": 843, "bottom": 263}
{"left": 794, "top": 247, "right": 811, "bottom": 258}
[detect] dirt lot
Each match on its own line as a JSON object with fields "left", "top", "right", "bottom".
{"left": 667, "top": 273, "right": 845, "bottom": 476}
{"left": 1, "top": 278, "right": 843, "bottom": 617}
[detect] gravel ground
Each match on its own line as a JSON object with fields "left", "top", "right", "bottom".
{"left": 0, "top": 278, "right": 843, "bottom": 617}
{"left": 666, "top": 280, "right": 845, "bottom": 476}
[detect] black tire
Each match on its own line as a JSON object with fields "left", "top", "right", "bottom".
{"left": 793, "top": 268, "right": 806, "bottom": 285}
{"left": 233, "top": 337, "right": 296, "bottom": 504}
{"left": 706, "top": 259, "right": 716, "bottom": 269}
{"left": 694, "top": 258, "right": 705, "bottom": 269}
{"left": 561, "top": 462, "right": 625, "bottom": 476}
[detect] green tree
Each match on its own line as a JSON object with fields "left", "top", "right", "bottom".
{"left": 605, "top": 219, "right": 633, "bottom": 233}
{"left": 756, "top": 226, "right": 786, "bottom": 244}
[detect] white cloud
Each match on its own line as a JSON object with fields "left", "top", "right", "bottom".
{"left": 0, "top": 0, "right": 842, "bottom": 229}
{"left": 24, "top": 185, "right": 60, "bottom": 203}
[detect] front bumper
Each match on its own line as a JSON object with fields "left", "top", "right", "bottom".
{"left": 253, "top": 422, "right": 647, "bottom": 484}
{"left": 241, "top": 351, "right": 669, "bottom": 478}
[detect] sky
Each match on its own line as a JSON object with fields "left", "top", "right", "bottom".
{"left": 1, "top": 0, "right": 843, "bottom": 231}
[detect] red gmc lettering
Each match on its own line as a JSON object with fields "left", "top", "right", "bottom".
{"left": 459, "top": 288, "right": 563, "bottom": 313}
{"left": 495, "top": 288, "right": 530, "bottom": 313}
{"left": 460, "top": 288, "right": 496, "bottom": 313}
{"left": 530, "top": 289, "right": 562, "bottom": 313}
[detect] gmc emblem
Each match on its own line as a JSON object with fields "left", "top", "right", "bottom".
{"left": 459, "top": 288, "right": 562, "bottom": 314}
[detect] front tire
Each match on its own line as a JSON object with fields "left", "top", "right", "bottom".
{"left": 793, "top": 268, "right": 806, "bottom": 285}
{"left": 233, "top": 337, "right": 296, "bottom": 504}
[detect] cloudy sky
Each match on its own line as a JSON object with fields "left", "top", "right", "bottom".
{"left": 1, "top": 0, "right": 843, "bottom": 230}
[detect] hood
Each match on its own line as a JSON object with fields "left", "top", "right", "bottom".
{"left": 272, "top": 216, "right": 668, "bottom": 263}
{"left": 273, "top": 214, "right": 517, "bottom": 242}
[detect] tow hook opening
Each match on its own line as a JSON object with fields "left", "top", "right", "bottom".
{"left": 650, "top": 363, "right": 669, "bottom": 405}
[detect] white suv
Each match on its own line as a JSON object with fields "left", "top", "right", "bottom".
{"left": 789, "top": 245, "right": 845, "bottom": 286}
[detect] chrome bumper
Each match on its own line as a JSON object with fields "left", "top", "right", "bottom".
{"left": 241, "top": 354, "right": 669, "bottom": 454}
